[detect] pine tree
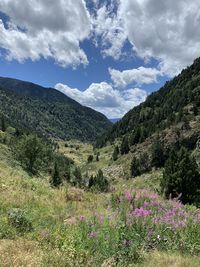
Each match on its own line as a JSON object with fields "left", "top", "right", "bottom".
{"left": 130, "top": 157, "right": 141, "bottom": 177}
{"left": 112, "top": 146, "right": 119, "bottom": 161}
{"left": 73, "top": 167, "right": 82, "bottom": 186}
{"left": 87, "top": 155, "right": 94, "bottom": 163}
{"left": 0, "top": 115, "right": 6, "bottom": 132}
{"left": 120, "top": 136, "right": 130, "bottom": 155}
{"left": 96, "top": 152, "right": 100, "bottom": 162}
{"left": 161, "top": 147, "right": 200, "bottom": 204}
{"left": 95, "top": 169, "right": 109, "bottom": 192}
{"left": 151, "top": 139, "right": 165, "bottom": 168}
{"left": 51, "top": 162, "right": 62, "bottom": 188}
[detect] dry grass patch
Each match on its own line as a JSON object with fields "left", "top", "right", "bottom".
{"left": 142, "top": 251, "right": 200, "bottom": 267}
{"left": 0, "top": 239, "right": 43, "bottom": 267}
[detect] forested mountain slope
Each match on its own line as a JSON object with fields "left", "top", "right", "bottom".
{"left": 96, "top": 58, "right": 200, "bottom": 147}
{"left": 0, "top": 77, "right": 112, "bottom": 141}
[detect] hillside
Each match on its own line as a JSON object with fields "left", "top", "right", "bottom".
{"left": 0, "top": 77, "right": 112, "bottom": 141}
{"left": 0, "top": 127, "right": 200, "bottom": 266}
{"left": 96, "top": 58, "right": 200, "bottom": 147}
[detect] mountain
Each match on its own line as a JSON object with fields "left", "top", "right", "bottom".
{"left": 110, "top": 118, "right": 121, "bottom": 124}
{"left": 96, "top": 58, "right": 200, "bottom": 147}
{"left": 0, "top": 77, "right": 112, "bottom": 141}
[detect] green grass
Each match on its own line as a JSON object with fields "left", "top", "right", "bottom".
{"left": 0, "top": 142, "right": 200, "bottom": 266}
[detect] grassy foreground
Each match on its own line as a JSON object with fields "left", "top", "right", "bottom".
{"left": 0, "top": 143, "right": 200, "bottom": 266}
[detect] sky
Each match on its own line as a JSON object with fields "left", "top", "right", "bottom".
{"left": 0, "top": 0, "right": 200, "bottom": 119}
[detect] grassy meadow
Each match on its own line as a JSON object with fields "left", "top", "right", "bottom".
{"left": 0, "top": 140, "right": 200, "bottom": 266}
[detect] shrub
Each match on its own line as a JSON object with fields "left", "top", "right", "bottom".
{"left": 88, "top": 169, "right": 109, "bottom": 192}
{"left": 7, "top": 208, "right": 32, "bottom": 233}
{"left": 87, "top": 155, "right": 94, "bottom": 163}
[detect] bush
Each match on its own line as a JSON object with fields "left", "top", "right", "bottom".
{"left": 87, "top": 155, "right": 94, "bottom": 163}
{"left": 7, "top": 208, "right": 32, "bottom": 233}
{"left": 88, "top": 169, "right": 109, "bottom": 192}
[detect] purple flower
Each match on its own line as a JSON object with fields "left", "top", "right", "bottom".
{"left": 88, "top": 231, "right": 97, "bottom": 239}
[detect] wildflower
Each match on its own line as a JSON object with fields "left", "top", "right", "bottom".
{"left": 157, "top": 235, "right": 161, "bottom": 241}
{"left": 79, "top": 215, "right": 85, "bottom": 221}
{"left": 132, "top": 207, "right": 151, "bottom": 217}
{"left": 88, "top": 231, "right": 97, "bottom": 239}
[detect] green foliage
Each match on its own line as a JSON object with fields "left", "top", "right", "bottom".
{"left": 73, "top": 167, "right": 82, "bottom": 186}
{"left": 151, "top": 138, "right": 165, "bottom": 168}
{"left": 0, "top": 114, "right": 6, "bottom": 132}
{"left": 120, "top": 136, "right": 130, "bottom": 155}
{"left": 161, "top": 147, "right": 200, "bottom": 204}
{"left": 96, "top": 151, "right": 100, "bottom": 162}
{"left": 50, "top": 162, "right": 62, "bottom": 188}
{"left": 53, "top": 153, "right": 72, "bottom": 182}
{"left": 112, "top": 145, "right": 119, "bottom": 161}
{"left": 0, "top": 77, "right": 112, "bottom": 142}
{"left": 96, "top": 57, "right": 200, "bottom": 148}
{"left": 130, "top": 157, "right": 141, "bottom": 177}
{"left": 15, "top": 134, "right": 52, "bottom": 175}
{"left": 87, "top": 155, "right": 94, "bottom": 163}
{"left": 7, "top": 208, "right": 32, "bottom": 233}
{"left": 88, "top": 169, "right": 109, "bottom": 192}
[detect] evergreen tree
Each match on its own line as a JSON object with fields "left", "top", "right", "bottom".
{"left": 87, "top": 155, "right": 94, "bottom": 163}
{"left": 88, "top": 174, "right": 94, "bottom": 188}
{"left": 51, "top": 162, "right": 62, "bottom": 187}
{"left": 112, "top": 145, "right": 119, "bottom": 161}
{"left": 0, "top": 115, "right": 6, "bottom": 132}
{"left": 73, "top": 167, "right": 82, "bottom": 186}
{"left": 151, "top": 139, "right": 165, "bottom": 168}
{"left": 161, "top": 147, "right": 200, "bottom": 204}
{"left": 120, "top": 136, "right": 130, "bottom": 155}
{"left": 130, "top": 128, "right": 141, "bottom": 146}
{"left": 130, "top": 157, "right": 141, "bottom": 177}
{"left": 96, "top": 152, "right": 100, "bottom": 162}
{"left": 95, "top": 169, "right": 109, "bottom": 192}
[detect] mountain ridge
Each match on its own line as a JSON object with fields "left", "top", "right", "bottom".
{"left": 96, "top": 57, "right": 200, "bottom": 147}
{"left": 0, "top": 77, "right": 112, "bottom": 141}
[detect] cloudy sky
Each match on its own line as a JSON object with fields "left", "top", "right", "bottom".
{"left": 0, "top": 0, "right": 200, "bottom": 118}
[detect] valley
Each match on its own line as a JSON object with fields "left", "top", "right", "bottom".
{"left": 0, "top": 58, "right": 200, "bottom": 266}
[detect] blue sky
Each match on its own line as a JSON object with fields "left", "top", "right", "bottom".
{"left": 0, "top": 0, "right": 200, "bottom": 118}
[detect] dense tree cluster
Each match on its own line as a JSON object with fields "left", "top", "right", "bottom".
{"left": 161, "top": 147, "right": 200, "bottom": 205}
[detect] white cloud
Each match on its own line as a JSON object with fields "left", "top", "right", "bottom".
{"left": 93, "top": 0, "right": 200, "bottom": 76}
{"left": 109, "top": 66, "right": 162, "bottom": 88}
{"left": 0, "top": 0, "right": 91, "bottom": 67}
{"left": 92, "top": 2, "right": 127, "bottom": 59}
{"left": 55, "top": 82, "right": 147, "bottom": 118}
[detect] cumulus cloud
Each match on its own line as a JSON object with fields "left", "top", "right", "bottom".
{"left": 92, "top": 2, "right": 127, "bottom": 59}
{"left": 0, "top": 0, "right": 91, "bottom": 67}
{"left": 94, "top": 0, "right": 200, "bottom": 76}
{"left": 119, "top": 0, "right": 200, "bottom": 76}
{"left": 55, "top": 82, "right": 147, "bottom": 118}
{"left": 109, "top": 66, "right": 162, "bottom": 88}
